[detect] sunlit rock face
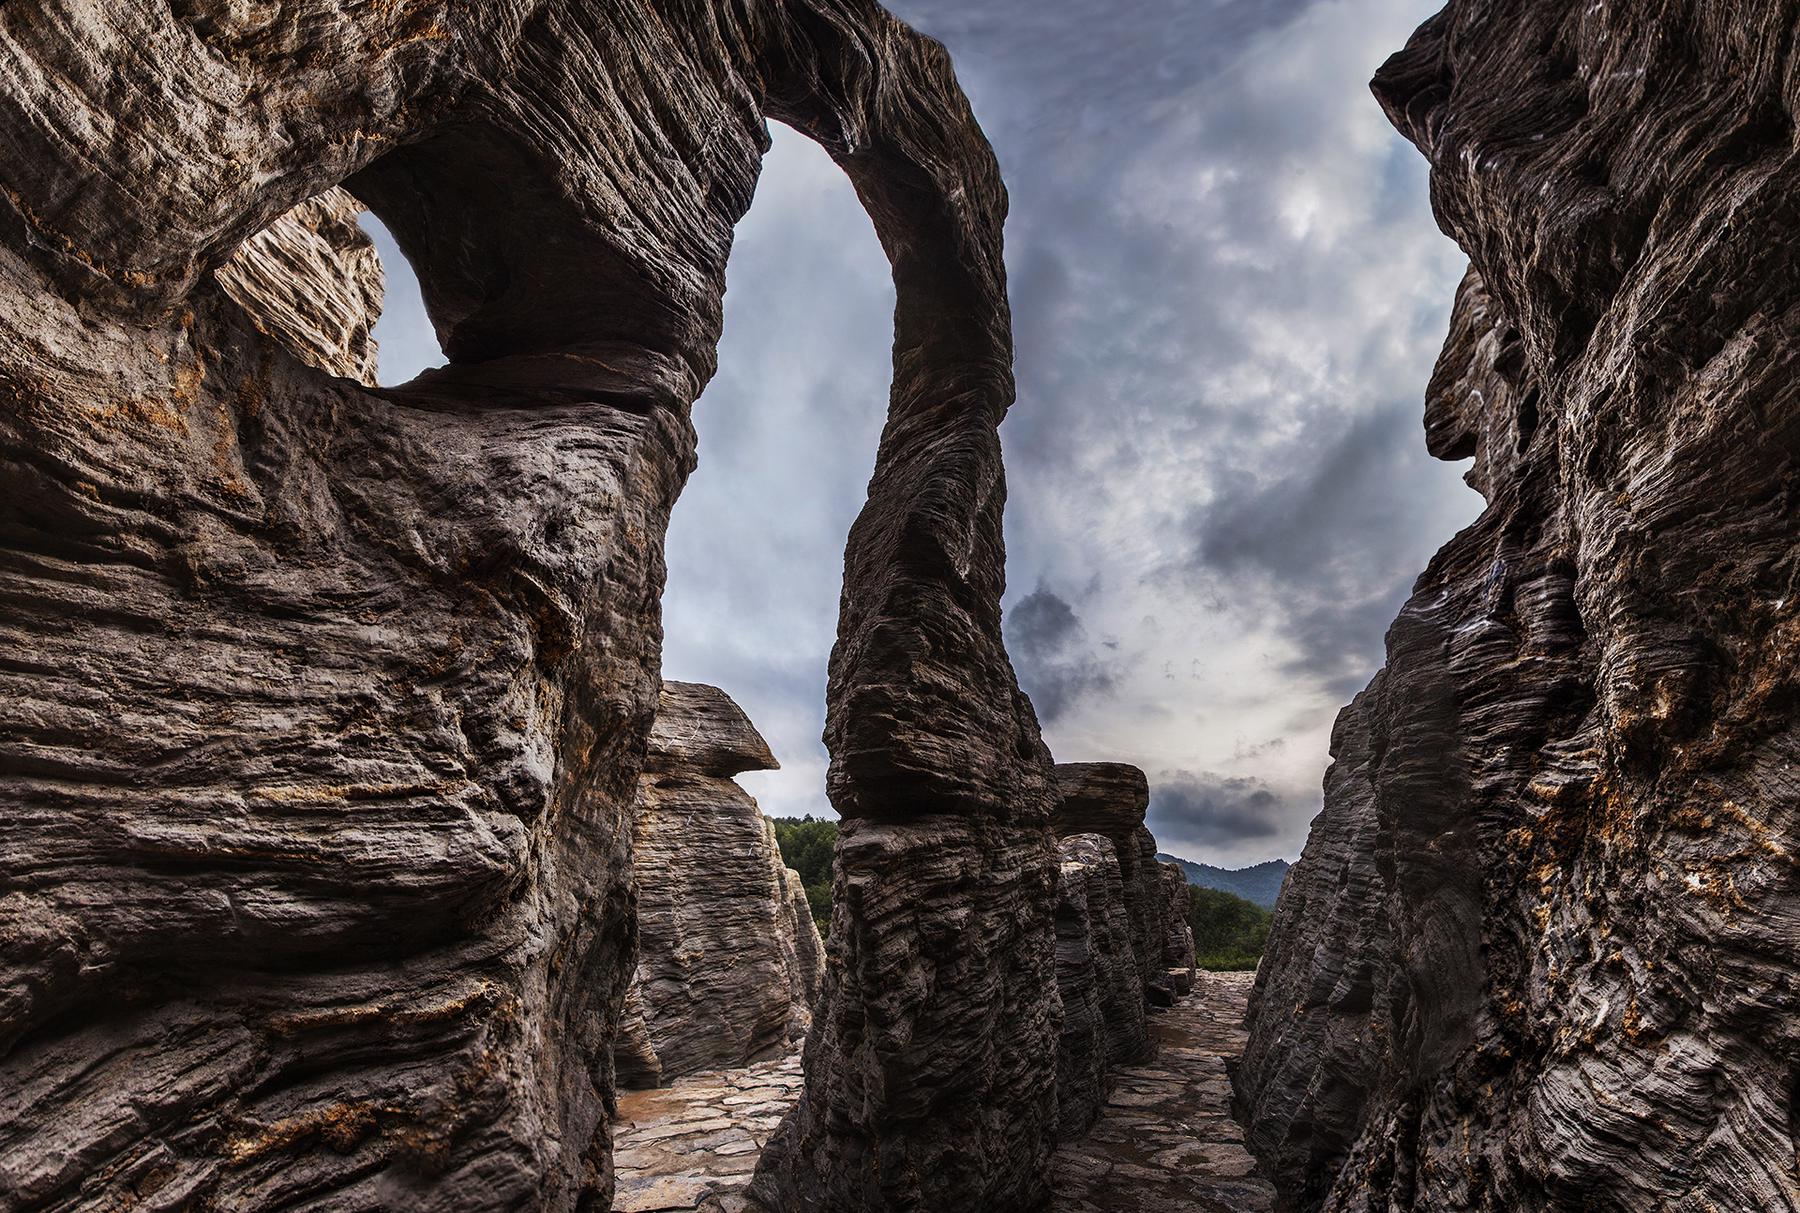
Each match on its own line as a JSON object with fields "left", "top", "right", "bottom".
{"left": 1238, "top": 4, "right": 1800, "bottom": 1210}
{"left": 613, "top": 682, "right": 823, "bottom": 1089}
{"left": 0, "top": 2, "right": 1049, "bottom": 1209}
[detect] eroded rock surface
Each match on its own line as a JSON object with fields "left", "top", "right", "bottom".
{"left": 614, "top": 683, "right": 823, "bottom": 1089}
{"left": 1158, "top": 861, "right": 1198, "bottom": 994}
{"left": 0, "top": 2, "right": 1044, "bottom": 1209}
{"left": 1054, "top": 832, "right": 1152, "bottom": 1139}
{"left": 211, "top": 186, "right": 384, "bottom": 386}
{"left": 1240, "top": 4, "right": 1800, "bottom": 1210}
{"left": 1053, "top": 763, "right": 1174, "bottom": 1005}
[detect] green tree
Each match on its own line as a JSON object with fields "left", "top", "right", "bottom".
{"left": 770, "top": 815, "right": 838, "bottom": 934}
{"left": 1186, "top": 885, "right": 1272, "bottom": 972}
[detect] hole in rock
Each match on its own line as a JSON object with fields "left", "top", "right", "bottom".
{"left": 615, "top": 121, "right": 889, "bottom": 1130}
{"left": 358, "top": 212, "right": 448, "bottom": 385}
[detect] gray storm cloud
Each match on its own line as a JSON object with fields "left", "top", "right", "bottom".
{"left": 1149, "top": 770, "right": 1290, "bottom": 853}
{"left": 1005, "top": 585, "right": 1125, "bottom": 725}
{"left": 366, "top": 0, "right": 1481, "bottom": 865}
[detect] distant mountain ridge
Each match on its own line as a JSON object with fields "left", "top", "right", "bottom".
{"left": 1158, "top": 854, "right": 1291, "bottom": 909}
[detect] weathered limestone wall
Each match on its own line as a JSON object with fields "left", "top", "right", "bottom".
{"left": 0, "top": 2, "right": 1050, "bottom": 1209}
{"left": 1239, "top": 3, "right": 1800, "bottom": 1210}
{"left": 614, "top": 683, "right": 823, "bottom": 1089}
{"left": 1159, "top": 861, "right": 1198, "bottom": 991}
{"left": 1053, "top": 763, "right": 1175, "bottom": 1004}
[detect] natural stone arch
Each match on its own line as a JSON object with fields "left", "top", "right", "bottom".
{"left": 0, "top": 1, "right": 1055, "bottom": 1210}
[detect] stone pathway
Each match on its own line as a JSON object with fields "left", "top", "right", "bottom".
{"left": 1049, "top": 970, "right": 1275, "bottom": 1212}
{"left": 611, "top": 1055, "right": 801, "bottom": 1213}
{"left": 608, "top": 971, "right": 1273, "bottom": 1212}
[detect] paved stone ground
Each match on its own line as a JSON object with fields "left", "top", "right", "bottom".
{"left": 609, "top": 971, "right": 1273, "bottom": 1212}
{"left": 611, "top": 1055, "right": 800, "bottom": 1213}
{"left": 1049, "top": 970, "right": 1275, "bottom": 1212}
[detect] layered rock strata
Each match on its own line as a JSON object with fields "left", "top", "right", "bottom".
{"left": 1239, "top": 3, "right": 1800, "bottom": 1210}
{"left": 0, "top": 2, "right": 1049, "bottom": 1209}
{"left": 1053, "top": 832, "right": 1151, "bottom": 1139}
{"left": 1044, "top": 762, "right": 1200, "bottom": 1139}
{"left": 613, "top": 683, "right": 822, "bottom": 1090}
{"left": 1053, "top": 763, "right": 1177, "bottom": 1004}
{"left": 1159, "top": 861, "right": 1198, "bottom": 994}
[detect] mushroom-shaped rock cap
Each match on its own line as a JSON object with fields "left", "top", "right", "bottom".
{"left": 1053, "top": 762, "right": 1150, "bottom": 838}
{"left": 647, "top": 682, "right": 779, "bottom": 777}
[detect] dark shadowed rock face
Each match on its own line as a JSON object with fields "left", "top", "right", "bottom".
{"left": 0, "top": 2, "right": 1047, "bottom": 1209}
{"left": 1053, "top": 832, "right": 1153, "bottom": 1140}
{"left": 613, "top": 683, "right": 822, "bottom": 1090}
{"left": 1239, "top": 4, "right": 1800, "bottom": 1210}
{"left": 1052, "top": 763, "right": 1175, "bottom": 1004}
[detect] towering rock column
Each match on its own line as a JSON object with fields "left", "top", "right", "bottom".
{"left": 1239, "top": 3, "right": 1800, "bottom": 1210}
{"left": 613, "top": 683, "right": 823, "bottom": 1089}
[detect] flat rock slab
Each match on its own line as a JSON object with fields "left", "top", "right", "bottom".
{"left": 611, "top": 1055, "right": 802, "bottom": 1213}
{"left": 609, "top": 972, "right": 1270, "bottom": 1212}
{"left": 1049, "top": 970, "right": 1275, "bottom": 1213}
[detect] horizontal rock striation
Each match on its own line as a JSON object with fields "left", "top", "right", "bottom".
{"left": 1053, "top": 763, "right": 1177, "bottom": 1004}
{"left": 0, "top": 1, "right": 1045, "bottom": 1209}
{"left": 614, "top": 683, "right": 823, "bottom": 1089}
{"left": 1053, "top": 832, "right": 1152, "bottom": 1139}
{"left": 1159, "top": 860, "right": 1198, "bottom": 993}
{"left": 1045, "top": 762, "right": 1208, "bottom": 1139}
{"left": 1239, "top": 3, "right": 1800, "bottom": 1211}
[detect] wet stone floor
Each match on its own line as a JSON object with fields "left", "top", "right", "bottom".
{"left": 609, "top": 970, "right": 1275, "bottom": 1212}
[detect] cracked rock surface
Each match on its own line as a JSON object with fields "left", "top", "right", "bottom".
{"left": 1239, "top": 3, "right": 1800, "bottom": 1210}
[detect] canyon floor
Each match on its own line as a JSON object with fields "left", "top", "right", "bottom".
{"left": 612, "top": 970, "right": 1275, "bottom": 1212}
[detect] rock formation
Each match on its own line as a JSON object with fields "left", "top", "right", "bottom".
{"left": 1052, "top": 832, "right": 1152, "bottom": 1139}
{"left": 0, "top": 2, "right": 1054, "bottom": 1209}
{"left": 1054, "top": 763, "right": 1178, "bottom": 1004}
{"left": 613, "top": 682, "right": 823, "bottom": 1089}
{"left": 211, "top": 187, "right": 385, "bottom": 388}
{"left": 1042, "top": 761, "right": 1213, "bottom": 1140}
{"left": 1239, "top": 3, "right": 1800, "bottom": 1210}
{"left": 1159, "top": 861, "right": 1198, "bottom": 994}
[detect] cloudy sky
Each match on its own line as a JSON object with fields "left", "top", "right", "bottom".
{"left": 365, "top": 0, "right": 1480, "bottom": 867}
